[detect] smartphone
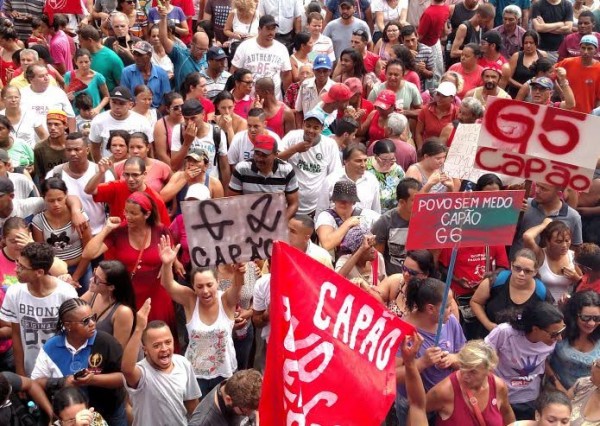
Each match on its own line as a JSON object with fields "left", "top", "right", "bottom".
{"left": 73, "top": 368, "right": 88, "bottom": 379}
{"left": 117, "top": 36, "right": 127, "bottom": 47}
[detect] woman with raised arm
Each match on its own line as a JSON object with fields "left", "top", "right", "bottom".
{"left": 159, "top": 235, "right": 243, "bottom": 395}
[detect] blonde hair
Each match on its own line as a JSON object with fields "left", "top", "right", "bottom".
{"left": 457, "top": 340, "right": 498, "bottom": 371}
{"left": 234, "top": 0, "right": 256, "bottom": 13}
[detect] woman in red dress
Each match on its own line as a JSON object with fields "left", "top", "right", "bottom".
{"left": 82, "top": 191, "right": 177, "bottom": 347}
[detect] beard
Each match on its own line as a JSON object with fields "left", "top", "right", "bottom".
{"left": 484, "top": 82, "right": 496, "bottom": 91}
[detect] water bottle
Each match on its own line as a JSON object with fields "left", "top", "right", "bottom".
{"left": 27, "top": 401, "right": 41, "bottom": 418}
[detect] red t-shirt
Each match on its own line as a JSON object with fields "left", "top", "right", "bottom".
{"left": 364, "top": 51, "right": 380, "bottom": 73}
{"left": 478, "top": 55, "right": 508, "bottom": 69}
{"left": 418, "top": 4, "right": 450, "bottom": 46}
{"left": 93, "top": 181, "right": 171, "bottom": 226}
{"left": 448, "top": 62, "right": 484, "bottom": 98}
{"left": 577, "top": 275, "right": 600, "bottom": 293}
{"left": 417, "top": 103, "right": 459, "bottom": 140}
{"left": 439, "top": 246, "right": 509, "bottom": 296}
{"left": 357, "top": 98, "right": 374, "bottom": 124}
{"left": 556, "top": 57, "right": 600, "bottom": 114}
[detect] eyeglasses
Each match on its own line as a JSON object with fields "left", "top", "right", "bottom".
{"left": 16, "top": 262, "right": 34, "bottom": 271}
{"left": 170, "top": 105, "right": 182, "bottom": 111}
{"left": 376, "top": 155, "right": 396, "bottom": 165}
{"left": 511, "top": 264, "right": 536, "bottom": 275}
{"left": 68, "top": 313, "right": 97, "bottom": 327}
{"left": 240, "top": 79, "right": 254, "bottom": 86}
{"left": 544, "top": 325, "right": 566, "bottom": 339}
{"left": 190, "top": 42, "right": 208, "bottom": 52}
{"left": 91, "top": 269, "right": 109, "bottom": 286}
{"left": 578, "top": 313, "right": 600, "bottom": 323}
{"left": 124, "top": 0, "right": 135, "bottom": 4}
{"left": 402, "top": 264, "right": 422, "bottom": 277}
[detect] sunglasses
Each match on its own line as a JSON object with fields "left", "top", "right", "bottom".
{"left": 512, "top": 264, "right": 536, "bottom": 275}
{"left": 578, "top": 313, "right": 600, "bottom": 323}
{"left": 70, "top": 313, "right": 98, "bottom": 327}
{"left": 544, "top": 325, "right": 566, "bottom": 339}
{"left": 402, "top": 264, "right": 422, "bottom": 277}
{"left": 170, "top": 105, "right": 182, "bottom": 111}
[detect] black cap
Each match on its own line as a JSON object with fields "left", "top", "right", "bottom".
{"left": 181, "top": 99, "right": 204, "bottom": 117}
{"left": 340, "top": 0, "right": 355, "bottom": 6}
{"left": 259, "top": 15, "right": 279, "bottom": 28}
{"left": 110, "top": 86, "right": 133, "bottom": 102}
{"left": 482, "top": 30, "right": 502, "bottom": 49}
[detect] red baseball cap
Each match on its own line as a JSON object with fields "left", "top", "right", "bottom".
{"left": 254, "top": 134, "right": 276, "bottom": 154}
{"left": 321, "top": 83, "right": 353, "bottom": 103}
{"left": 373, "top": 89, "right": 396, "bottom": 110}
{"left": 481, "top": 64, "right": 502, "bottom": 77}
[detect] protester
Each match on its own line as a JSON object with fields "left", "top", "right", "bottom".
{"left": 122, "top": 299, "right": 201, "bottom": 426}
{"left": 568, "top": 357, "right": 600, "bottom": 424}
{"left": 574, "top": 243, "right": 600, "bottom": 292}
{"left": 82, "top": 192, "right": 178, "bottom": 349}
{"left": 549, "top": 291, "right": 600, "bottom": 391}
{"left": 0, "top": 242, "right": 77, "bottom": 376}
{"left": 31, "top": 298, "right": 126, "bottom": 425}
{"left": 0, "top": 86, "right": 47, "bottom": 149}
{"left": 471, "top": 248, "right": 555, "bottom": 337}
{"left": 508, "top": 391, "right": 572, "bottom": 426}
{"left": 405, "top": 141, "right": 458, "bottom": 193}
{"left": 485, "top": 302, "right": 565, "bottom": 420}
{"left": 52, "top": 386, "right": 109, "bottom": 426}
{"left": 426, "top": 340, "right": 516, "bottom": 425}
{"left": 81, "top": 260, "right": 136, "bottom": 349}
{"left": 159, "top": 235, "right": 243, "bottom": 395}
{"left": 394, "top": 277, "right": 466, "bottom": 423}
{"left": 523, "top": 218, "right": 581, "bottom": 301}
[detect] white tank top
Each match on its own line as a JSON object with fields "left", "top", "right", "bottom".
{"left": 184, "top": 291, "right": 237, "bottom": 379}
{"left": 538, "top": 249, "right": 575, "bottom": 302}
{"left": 232, "top": 10, "right": 259, "bottom": 39}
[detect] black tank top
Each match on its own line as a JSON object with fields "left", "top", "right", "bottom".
{"left": 450, "top": 3, "right": 476, "bottom": 33}
{"left": 508, "top": 51, "right": 540, "bottom": 98}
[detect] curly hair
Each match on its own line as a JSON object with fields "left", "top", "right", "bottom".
{"left": 563, "top": 291, "right": 600, "bottom": 345}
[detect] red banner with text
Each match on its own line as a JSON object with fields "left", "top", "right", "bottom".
{"left": 44, "top": 0, "right": 85, "bottom": 23}
{"left": 475, "top": 97, "right": 600, "bottom": 191}
{"left": 259, "top": 242, "right": 415, "bottom": 426}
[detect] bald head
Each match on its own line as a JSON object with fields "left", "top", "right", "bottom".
{"left": 255, "top": 77, "right": 275, "bottom": 93}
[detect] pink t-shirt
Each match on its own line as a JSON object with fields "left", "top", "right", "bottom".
{"left": 49, "top": 30, "right": 74, "bottom": 72}
{"left": 0, "top": 249, "right": 18, "bottom": 289}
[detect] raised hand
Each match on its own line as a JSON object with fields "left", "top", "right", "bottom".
{"left": 158, "top": 234, "right": 180, "bottom": 265}
{"left": 136, "top": 298, "right": 152, "bottom": 331}
{"left": 105, "top": 216, "right": 122, "bottom": 232}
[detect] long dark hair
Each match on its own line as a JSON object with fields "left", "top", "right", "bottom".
{"left": 406, "top": 277, "right": 445, "bottom": 312}
{"left": 224, "top": 68, "right": 252, "bottom": 92}
{"left": 53, "top": 387, "right": 89, "bottom": 418}
{"left": 98, "top": 260, "right": 137, "bottom": 332}
{"left": 564, "top": 291, "right": 600, "bottom": 344}
{"left": 340, "top": 48, "right": 366, "bottom": 78}
{"left": 509, "top": 302, "right": 563, "bottom": 334}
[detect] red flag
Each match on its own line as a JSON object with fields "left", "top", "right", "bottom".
{"left": 259, "top": 241, "right": 415, "bottom": 425}
{"left": 44, "top": 0, "right": 85, "bottom": 24}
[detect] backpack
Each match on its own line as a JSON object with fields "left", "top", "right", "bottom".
{"left": 0, "top": 395, "right": 38, "bottom": 426}
{"left": 491, "top": 269, "right": 548, "bottom": 300}
{"left": 326, "top": 207, "right": 363, "bottom": 260}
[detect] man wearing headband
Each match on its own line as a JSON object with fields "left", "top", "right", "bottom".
{"left": 86, "top": 156, "right": 171, "bottom": 226}
{"left": 464, "top": 66, "right": 511, "bottom": 104}
{"left": 34, "top": 110, "right": 69, "bottom": 186}
{"left": 20, "top": 65, "right": 75, "bottom": 132}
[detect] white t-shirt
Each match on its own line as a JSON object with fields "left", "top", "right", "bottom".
{"left": 89, "top": 111, "right": 154, "bottom": 158}
{"left": 47, "top": 163, "right": 115, "bottom": 235}
{"left": 171, "top": 124, "right": 228, "bottom": 177}
{"left": 280, "top": 129, "right": 342, "bottom": 214}
{"left": 19, "top": 86, "right": 75, "bottom": 127}
{"left": 231, "top": 38, "right": 292, "bottom": 100}
{"left": 0, "top": 279, "right": 77, "bottom": 375}
{"left": 315, "top": 170, "right": 382, "bottom": 217}
{"left": 0, "top": 109, "right": 44, "bottom": 149}
{"left": 370, "top": 0, "right": 408, "bottom": 25}
{"left": 0, "top": 197, "right": 45, "bottom": 229}
{"left": 125, "top": 355, "right": 202, "bottom": 426}
{"left": 8, "top": 172, "right": 37, "bottom": 199}
{"left": 227, "top": 130, "right": 282, "bottom": 166}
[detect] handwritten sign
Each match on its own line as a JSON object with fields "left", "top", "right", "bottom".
{"left": 475, "top": 97, "right": 600, "bottom": 191}
{"left": 182, "top": 193, "right": 288, "bottom": 267}
{"left": 445, "top": 123, "right": 486, "bottom": 182}
{"left": 405, "top": 190, "right": 525, "bottom": 250}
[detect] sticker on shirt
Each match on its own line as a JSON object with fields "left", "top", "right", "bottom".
{"left": 88, "top": 353, "right": 104, "bottom": 374}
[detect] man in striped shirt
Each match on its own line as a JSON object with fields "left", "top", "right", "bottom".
{"left": 228, "top": 134, "right": 299, "bottom": 220}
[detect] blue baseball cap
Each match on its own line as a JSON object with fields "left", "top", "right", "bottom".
{"left": 530, "top": 76, "right": 554, "bottom": 90}
{"left": 313, "top": 54, "right": 332, "bottom": 70}
{"left": 581, "top": 34, "right": 599, "bottom": 48}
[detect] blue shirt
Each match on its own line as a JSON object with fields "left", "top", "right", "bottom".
{"left": 120, "top": 64, "right": 171, "bottom": 108}
{"left": 168, "top": 44, "right": 207, "bottom": 91}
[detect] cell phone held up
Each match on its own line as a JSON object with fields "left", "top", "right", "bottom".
{"left": 117, "top": 36, "right": 127, "bottom": 47}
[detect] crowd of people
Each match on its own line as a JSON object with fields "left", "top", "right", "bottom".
{"left": 0, "top": 0, "right": 597, "bottom": 424}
